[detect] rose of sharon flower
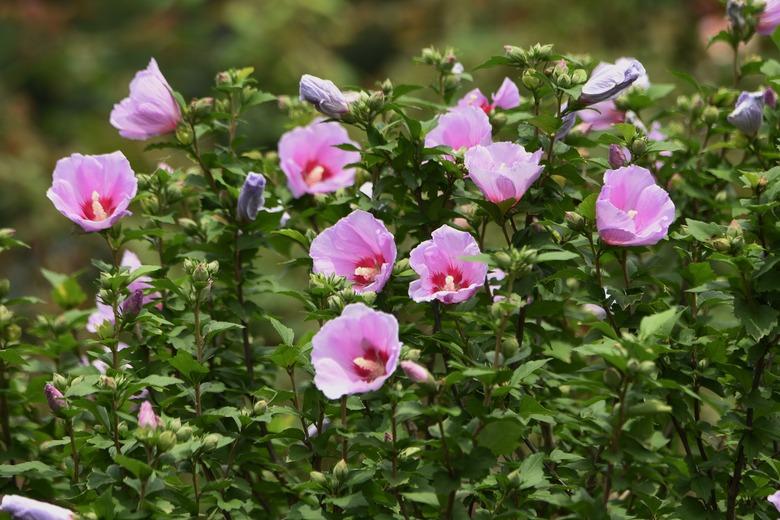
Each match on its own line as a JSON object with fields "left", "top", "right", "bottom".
{"left": 758, "top": 0, "right": 780, "bottom": 35}
{"left": 464, "top": 142, "right": 544, "bottom": 204}
{"left": 47, "top": 152, "right": 138, "bottom": 233}
{"left": 311, "top": 303, "right": 401, "bottom": 399}
{"left": 408, "top": 225, "right": 488, "bottom": 304}
{"left": 279, "top": 120, "right": 360, "bottom": 198}
{"left": 138, "top": 401, "right": 161, "bottom": 429}
{"left": 309, "top": 209, "right": 397, "bottom": 293}
{"left": 110, "top": 58, "right": 181, "bottom": 140}
{"left": 596, "top": 165, "right": 676, "bottom": 247}
{"left": 0, "top": 495, "right": 74, "bottom": 520}
{"left": 767, "top": 489, "right": 780, "bottom": 512}
{"left": 457, "top": 77, "right": 521, "bottom": 113}
{"left": 580, "top": 58, "right": 646, "bottom": 105}
{"left": 577, "top": 100, "right": 625, "bottom": 132}
{"left": 425, "top": 106, "right": 492, "bottom": 157}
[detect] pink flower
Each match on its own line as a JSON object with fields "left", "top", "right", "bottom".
{"left": 311, "top": 303, "right": 401, "bottom": 399}
{"left": 110, "top": 58, "right": 181, "bottom": 140}
{"left": 138, "top": 400, "right": 161, "bottom": 429}
{"left": 758, "top": 0, "right": 780, "bottom": 35}
{"left": 278, "top": 120, "right": 360, "bottom": 198}
{"left": 464, "top": 142, "right": 544, "bottom": 204}
{"left": 309, "top": 210, "right": 397, "bottom": 293}
{"left": 400, "top": 360, "right": 434, "bottom": 384}
{"left": 0, "top": 495, "right": 74, "bottom": 520}
{"left": 457, "top": 78, "right": 520, "bottom": 113}
{"left": 596, "top": 165, "right": 676, "bottom": 247}
{"left": 47, "top": 152, "right": 137, "bottom": 233}
{"left": 577, "top": 100, "right": 624, "bottom": 132}
{"left": 424, "top": 107, "right": 492, "bottom": 157}
{"left": 767, "top": 490, "right": 780, "bottom": 512}
{"left": 408, "top": 225, "right": 488, "bottom": 304}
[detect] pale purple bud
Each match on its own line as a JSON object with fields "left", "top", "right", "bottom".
{"left": 299, "top": 74, "right": 351, "bottom": 118}
{"left": 236, "top": 172, "right": 266, "bottom": 222}
{"left": 768, "top": 490, "right": 780, "bottom": 512}
{"left": 120, "top": 289, "right": 144, "bottom": 318}
{"left": 0, "top": 495, "right": 74, "bottom": 520}
{"left": 138, "top": 400, "right": 161, "bottom": 429}
{"left": 580, "top": 58, "right": 646, "bottom": 105}
{"left": 44, "top": 383, "right": 67, "bottom": 414}
{"left": 582, "top": 303, "right": 607, "bottom": 321}
{"left": 727, "top": 90, "right": 764, "bottom": 135}
{"left": 764, "top": 87, "right": 777, "bottom": 108}
{"left": 608, "top": 144, "right": 631, "bottom": 169}
{"left": 306, "top": 417, "right": 331, "bottom": 439}
{"left": 400, "top": 360, "right": 435, "bottom": 384}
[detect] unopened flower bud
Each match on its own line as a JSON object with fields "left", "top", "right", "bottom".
{"left": 177, "top": 425, "right": 194, "bottom": 441}
{"left": 44, "top": 383, "right": 67, "bottom": 414}
{"left": 564, "top": 211, "right": 586, "bottom": 231}
{"left": 99, "top": 375, "right": 117, "bottom": 390}
{"left": 702, "top": 106, "right": 719, "bottom": 124}
{"left": 253, "top": 400, "right": 268, "bottom": 415}
{"left": 157, "top": 430, "right": 177, "bottom": 451}
{"left": 711, "top": 237, "right": 732, "bottom": 252}
{"left": 332, "top": 458, "right": 349, "bottom": 481}
{"left": 603, "top": 367, "right": 622, "bottom": 389}
{"left": 571, "top": 69, "right": 588, "bottom": 84}
{"left": 121, "top": 289, "right": 144, "bottom": 318}
{"left": 236, "top": 172, "right": 267, "bottom": 223}
{"left": 175, "top": 124, "right": 193, "bottom": 145}
{"left": 404, "top": 349, "right": 422, "bottom": 362}
{"left": 630, "top": 137, "right": 647, "bottom": 156}
{"left": 299, "top": 74, "right": 352, "bottom": 119}
{"left": 608, "top": 144, "right": 631, "bottom": 169}
{"left": 400, "top": 361, "right": 435, "bottom": 385}
{"left": 310, "top": 471, "right": 328, "bottom": 485}
{"left": 521, "top": 70, "right": 542, "bottom": 91}
{"left": 202, "top": 433, "right": 221, "bottom": 451}
{"left": 0, "top": 279, "right": 10, "bottom": 298}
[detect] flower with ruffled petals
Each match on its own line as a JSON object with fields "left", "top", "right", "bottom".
{"left": 47, "top": 152, "right": 137, "bottom": 233}
{"left": 728, "top": 90, "right": 765, "bottom": 135}
{"left": 110, "top": 58, "right": 181, "bottom": 140}
{"left": 767, "top": 490, "right": 780, "bottom": 512}
{"left": 0, "top": 495, "right": 74, "bottom": 520}
{"left": 138, "top": 400, "right": 161, "bottom": 429}
{"left": 596, "top": 165, "right": 676, "bottom": 247}
{"left": 311, "top": 303, "right": 401, "bottom": 399}
{"left": 309, "top": 210, "right": 396, "bottom": 293}
{"left": 425, "top": 107, "right": 492, "bottom": 158}
{"left": 457, "top": 78, "right": 521, "bottom": 113}
{"left": 408, "top": 225, "right": 488, "bottom": 304}
{"left": 464, "top": 142, "right": 544, "bottom": 205}
{"left": 758, "top": 0, "right": 780, "bottom": 35}
{"left": 580, "top": 58, "right": 646, "bottom": 105}
{"left": 279, "top": 120, "right": 360, "bottom": 198}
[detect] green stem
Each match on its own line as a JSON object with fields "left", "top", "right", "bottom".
{"left": 194, "top": 290, "right": 203, "bottom": 417}
{"left": 340, "top": 396, "right": 348, "bottom": 461}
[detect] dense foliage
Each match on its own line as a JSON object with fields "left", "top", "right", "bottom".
{"left": 2, "top": 4, "right": 780, "bottom": 519}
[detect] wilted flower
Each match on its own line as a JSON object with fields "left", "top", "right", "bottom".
{"left": 138, "top": 400, "right": 161, "bottom": 429}
{"left": 577, "top": 100, "right": 625, "bottom": 132}
{"left": 408, "top": 225, "right": 488, "bottom": 304}
{"left": 768, "top": 490, "right": 780, "bottom": 512}
{"left": 278, "top": 120, "right": 360, "bottom": 198}
{"left": 596, "top": 165, "right": 676, "bottom": 246}
{"left": 463, "top": 142, "right": 544, "bottom": 204}
{"left": 608, "top": 144, "right": 632, "bottom": 168}
{"left": 400, "top": 360, "right": 434, "bottom": 384}
{"left": 580, "top": 58, "right": 646, "bottom": 105}
{"left": 457, "top": 78, "right": 521, "bottom": 113}
{"left": 424, "top": 106, "right": 492, "bottom": 158}
{"left": 758, "top": 0, "right": 780, "bottom": 35}
{"left": 0, "top": 495, "right": 74, "bottom": 520}
{"left": 44, "top": 383, "right": 67, "bottom": 414}
{"left": 110, "top": 58, "right": 181, "bottom": 140}
{"left": 236, "top": 172, "right": 267, "bottom": 222}
{"left": 47, "top": 152, "right": 137, "bottom": 233}
{"left": 727, "top": 90, "right": 765, "bottom": 135}
{"left": 311, "top": 303, "right": 401, "bottom": 399}
{"left": 299, "top": 74, "right": 353, "bottom": 118}
{"left": 309, "top": 210, "right": 397, "bottom": 294}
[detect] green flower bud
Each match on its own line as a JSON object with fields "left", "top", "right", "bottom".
{"left": 177, "top": 425, "right": 194, "bottom": 442}
{"left": 202, "top": 433, "right": 221, "bottom": 451}
{"left": 502, "top": 337, "right": 519, "bottom": 357}
{"left": 332, "top": 458, "right": 349, "bottom": 482}
{"left": 521, "top": 70, "right": 542, "bottom": 91}
{"left": 630, "top": 137, "right": 647, "bottom": 156}
{"left": 253, "top": 400, "right": 268, "bottom": 415}
{"left": 711, "top": 237, "right": 732, "bottom": 252}
{"left": 310, "top": 471, "right": 328, "bottom": 485}
{"left": 626, "top": 359, "right": 641, "bottom": 374}
{"left": 117, "top": 421, "right": 129, "bottom": 435}
{"left": 0, "top": 305, "right": 12, "bottom": 325}
{"left": 564, "top": 211, "right": 586, "bottom": 231}
{"left": 4, "top": 324, "right": 20, "bottom": 343}
{"left": 676, "top": 95, "right": 692, "bottom": 112}
{"left": 99, "top": 375, "right": 117, "bottom": 390}
{"left": 557, "top": 73, "right": 571, "bottom": 88}
{"left": 571, "top": 69, "right": 588, "bottom": 84}
{"left": 404, "top": 349, "right": 422, "bottom": 362}
{"left": 0, "top": 279, "right": 9, "bottom": 298}
{"left": 157, "top": 430, "right": 177, "bottom": 451}
{"left": 603, "top": 367, "right": 622, "bottom": 389}
{"left": 702, "top": 106, "right": 719, "bottom": 124}
{"left": 175, "top": 125, "right": 193, "bottom": 145}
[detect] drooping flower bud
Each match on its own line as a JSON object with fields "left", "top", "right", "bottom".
{"left": 608, "top": 144, "right": 631, "bottom": 169}
{"left": 400, "top": 360, "right": 435, "bottom": 385}
{"left": 44, "top": 383, "right": 67, "bottom": 414}
{"left": 299, "top": 74, "right": 352, "bottom": 118}
{"left": 727, "top": 90, "right": 765, "bottom": 135}
{"left": 236, "top": 172, "right": 267, "bottom": 223}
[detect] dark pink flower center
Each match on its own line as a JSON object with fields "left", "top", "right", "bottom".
{"left": 352, "top": 345, "right": 389, "bottom": 382}
{"left": 352, "top": 255, "right": 385, "bottom": 286}
{"left": 431, "top": 267, "right": 464, "bottom": 292}
{"left": 302, "top": 161, "right": 332, "bottom": 187}
{"left": 479, "top": 100, "right": 493, "bottom": 114}
{"left": 81, "top": 191, "right": 115, "bottom": 221}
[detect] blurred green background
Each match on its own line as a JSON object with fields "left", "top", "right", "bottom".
{"left": 0, "top": 0, "right": 768, "bottom": 301}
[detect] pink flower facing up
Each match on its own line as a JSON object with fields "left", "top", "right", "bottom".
{"left": 596, "top": 165, "right": 676, "bottom": 247}
{"left": 110, "top": 58, "right": 182, "bottom": 140}
{"left": 457, "top": 77, "right": 521, "bottom": 113}
{"left": 278, "top": 120, "right": 360, "bottom": 198}
{"left": 309, "top": 209, "right": 397, "bottom": 293}
{"left": 0, "top": 495, "right": 74, "bottom": 520}
{"left": 138, "top": 400, "right": 161, "bottom": 429}
{"left": 464, "top": 142, "right": 544, "bottom": 205}
{"left": 424, "top": 106, "right": 492, "bottom": 158}
{"left": 311, "top": 303, "right": 401, "bottom": 400}
{"left": 408, "top": 225, "right": 488, "bottom": 304}
{"left": 759, "top": 0, "right": 780, "bottom": 35}
{"left": 767, "top": 490, "right": 780, "bottom": 512}
{"left": 47, "top": 152, "right": 137, "bottom": 233}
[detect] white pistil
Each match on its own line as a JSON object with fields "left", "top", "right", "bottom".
{"left": 91, "top": 191, "right": 108, "bottom": 221}
{"left": 354, "top": 266, "right": 378, "bottom": 281}
{"left": 306, "top": 165, "right": 325, "bottom": 185}
{"left": 353, "top": 356, "right": 385, "bottom": 380}
{"left": 627, "top": 209, "right": 638, "bottom": 219}
{"left": 443, "top": 275, "right": 456, "bottom": 292}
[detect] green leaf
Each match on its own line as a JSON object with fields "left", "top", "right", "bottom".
{"left": 684, "top": 219, "right": 721, "bottom": 242}
{"left": 204, "top": 320, "right": 243, "bottom": 339}
{"left": 169, "top": 351, "right": 208, "bottom": 380}
{"left": 266, "top": 315, "right": 294, "bottom": 345}
{"left": 577, "top": 193, "right": 598, "bottom": 221}
{"left": 271, "top": 229, "right": 309, "bottom": 249}
{"left": 114, "top": 454, "right": 153, "bottom": 479}
{"left": 138, "top": 375, "right": 183, "bottom": 388}
{"left": 516, "top": 452, "right": 548, "bottom": 489}
{"left": 477, "top": 419, "right": 525, "bottom": 456}
{"left": 401, "top": 491, "right": 440, "bottom": 506}
{"left": 536, "top": 250, "right": 579, "bottom": 262}
{"left": 734, "top": 297, "right": 779, "bottom": 341}
{"left": 639, "top": 307, "right": 681, "bottom": 341}
{"left": 0, "top": 461, "right": 60, "bottom": 479}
